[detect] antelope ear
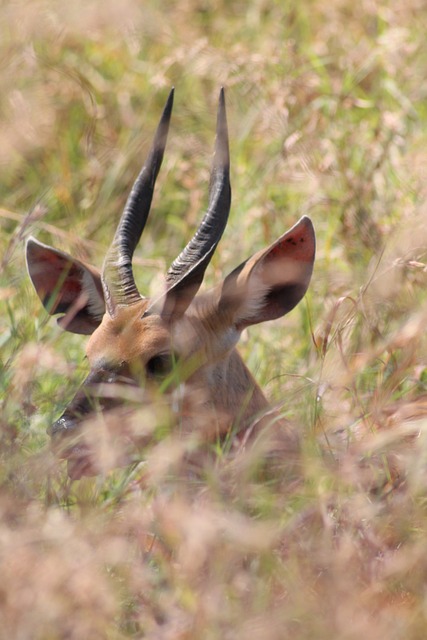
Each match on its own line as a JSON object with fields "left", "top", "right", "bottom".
{"left": 218, "top": 216, "right": 315, "bottom": 330}
{"left": 26, "top": 237, "right": 105, "bottom": 335}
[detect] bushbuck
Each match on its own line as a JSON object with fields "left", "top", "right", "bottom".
{"left": 26, "top": 89, "right": 316, "bottom": 479}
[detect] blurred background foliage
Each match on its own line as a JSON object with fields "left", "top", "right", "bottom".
{"left": 1, "top": 0, "right": 427, "bottom": 637}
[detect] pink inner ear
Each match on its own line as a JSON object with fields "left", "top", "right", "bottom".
{"left": 265, "top": 220, "right": 315, "bottom": 265}
{"left": 27, "top": 238, "right": 105, "bottom": 334}
{"left": 29, "top": 248, "right": 84, "bottom": 310}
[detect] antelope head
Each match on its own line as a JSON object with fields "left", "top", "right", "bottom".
{"left": 26, "top": 89, "right": 315, "bottom": 479}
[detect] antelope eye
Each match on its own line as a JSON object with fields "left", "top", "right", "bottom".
{"left": 146, "top": 353, "right": 174, "bottom": 378}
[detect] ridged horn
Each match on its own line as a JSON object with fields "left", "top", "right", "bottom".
{"left": 163, "top": 87, "right": 231, "bottom": 312}
{"left": 102, "top": 88, "right": 174, "bottom": 314}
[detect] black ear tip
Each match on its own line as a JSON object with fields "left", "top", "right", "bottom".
{"left": 25, "top": 236, "right": 44, "bottom": 260}
{"left": 26, "top": 236, "right": 36, "bottom": 252}
{"left": 299, "top": 215, "right": 315, "bottom": 239}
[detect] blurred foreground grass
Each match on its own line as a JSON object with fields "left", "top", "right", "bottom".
{"left": 1, "top": 0, "right": 427, "bottom": 638}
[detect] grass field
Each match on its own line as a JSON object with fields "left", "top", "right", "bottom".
{"left": 1, "top": 0, "right": 427, "bottom": 637}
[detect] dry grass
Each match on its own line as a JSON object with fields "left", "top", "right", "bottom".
{"left": 1, "top": 0, "right": 427, "bottom": 637}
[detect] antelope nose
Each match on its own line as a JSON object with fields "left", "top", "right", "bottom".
{"left": 48, "top": 415, "right": 78, "bottom": 438}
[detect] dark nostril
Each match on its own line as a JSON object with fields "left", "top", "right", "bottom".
{"left": 48, "top": 416, "right": 78, "bottom": 438}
